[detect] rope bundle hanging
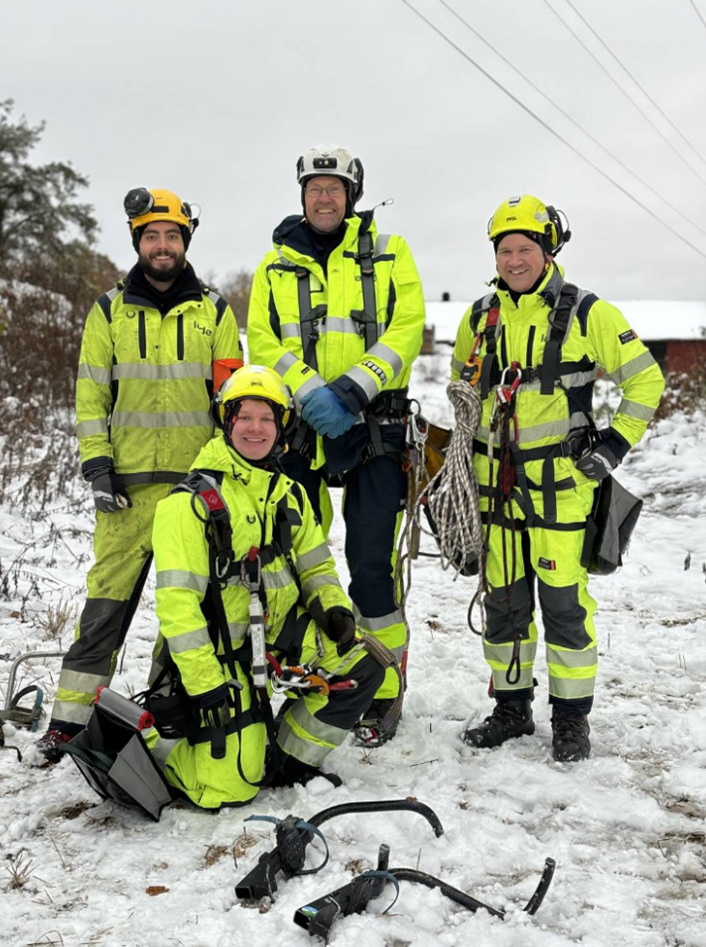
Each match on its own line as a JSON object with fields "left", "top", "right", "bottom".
{"left": 418, "top": 380, "right": 484, "bottom": 581}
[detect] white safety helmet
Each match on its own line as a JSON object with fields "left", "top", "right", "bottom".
{"left": 296, "top": 144, "right": 365, "bottom": 206}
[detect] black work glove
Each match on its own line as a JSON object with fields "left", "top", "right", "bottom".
{"left": 571, "top": 428, "right": 627, "bottom": 482}
{"left": 323, "top": 607, "right": 357, "bottom": 655}
{"left": 191, "top": 683, "right": 232, "bottom": 729}
{"left": 89, "top": 467, "right": 132, "bottom": 513}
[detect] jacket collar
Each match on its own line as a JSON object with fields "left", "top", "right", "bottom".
{"left": 122, "top": 262, "right": 203, "bottom": 312}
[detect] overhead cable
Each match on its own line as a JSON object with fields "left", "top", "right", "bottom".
{"left": 436, "top": 0, "right": 706, "bottom": 239}
{"left": 562, "top": 0, "right": 706, "bottom": 170}
{"left": 687, "top": 0, "right": 706, "bottom": 31}
{"left": 543, "top": 0, "right": 706, "bottom": 187}
{"left": 398, "top": 0, "right": 706, "bottom": 261}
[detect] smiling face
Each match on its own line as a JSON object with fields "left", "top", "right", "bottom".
{"left": 303, "top": 175, "right": 347, "bottom": 233}
{"left": 228, "top": 398, "right": 278, "bottom": 461}
{"left": 495, "top": 232, "right": 548, "bottom": 293}
{"left": 138, "top": 221, "right": 186, "bottom": 285}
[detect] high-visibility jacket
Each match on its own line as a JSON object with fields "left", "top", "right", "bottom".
{"left": 76, "top": 270, "right": 243, "bottom": 483}
{"left": 451, "top": 265, "right": 664, "bottom": 519}
{"left": 247, "top": 213, "right": 425, "bottom": 468}
{"left": 151, "top": 435, "right": 351, "bottom": 699}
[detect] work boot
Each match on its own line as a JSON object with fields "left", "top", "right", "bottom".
{"left": 551, "top": 711, "right": 591, "bottom": 762}
{"left": 352, "top": 697, "right": 402, "bottom": 748}
{"left": 37, "top": 728, "right": 73, "bottom": 765}
{"left": 270, "top": 753, "right": 342, "bottom": 789}
{"left": 463, "top": 699, "right": 535, "bottom": 748}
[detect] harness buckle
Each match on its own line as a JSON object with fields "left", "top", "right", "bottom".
{"left": 496, "top": 363, "right": 522, "bottom": 405}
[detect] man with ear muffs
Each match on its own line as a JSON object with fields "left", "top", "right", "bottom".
{"left": 40, "top": 188, "right": 243, "bottom": 761}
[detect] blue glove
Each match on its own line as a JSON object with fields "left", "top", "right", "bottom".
{"left": 300, "top": 387, "right": 357, "bottom": 439}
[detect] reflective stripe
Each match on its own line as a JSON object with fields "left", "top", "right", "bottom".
{"left": 227, "top": 621, "right": 249, "bottom": 644}
{"left": 606, "top": 350, "right": 656, "bottom": 385}
{"left": 615, "top": 398, "right": 656, "bottom": 421}
{"left": 77, "top": 363, "right": 112, "bottom": 386}
{"left": 451, "top": 355, "right": 465, "bottom": 375}
{"left": 280, "top": 323, "right": 302, "bottom": 339}
{"left": 111, "top": 410, "right": 211, "bottom": 428}
{"left": 302, "top": 573, "right": 342, "bottom": 599}
{"left": 548, "top": 675, "right": 596, "bottom": 699}
{"left": 274, "top": 352, "right": 299, "bottom": 377}
{"left": 346, "top": 365, "right": 380, "bottom": 400}
{"left": 546, "top": 644, "right": 598, "bottom": 669}
{"left": 375, "top": 233, "right": 392, "bottom": 255}
{"left": 51, "top": 698, "right": 94, "bottom": 726}
{"left": 520, "top": 369, "right": 598, "bottom": 392}
{"left": 296, "top": 542, "right": 333, "bottom": 571}
{"left": 262, "top": 567, "right": 295, "bottom": 590}
{"left": 325, "top": 317, "right": 360, "bottom": 335}
{"left": 112, "top": 362, "right": 211, "bottom": 381}
{"left": 355, "top": 608, "right": 405, "bottom": 632}
{"left": 151, "top": 735, "right": 183, "bottom": 769}
{"left": 288, "top": 698, "right": 348, "bottom": 746}
{"left": 483, "top": 638, "right": 538, "bottom": 666}
{"left": 167, "top": 625, "right": 213, "bottom": 654}
{"left": 76, "top": 419, "right": 108, "bottom": 437}
{"left": 293, "top": 373, "right": 326, "bottom": 407}
{"left": 492, "top": 667, "right": 535, "bottom": 691}
{"left": 57, "top": 669, "right": 108, "bottom": 693}
{"left": 156, "top": 569, "right": 209, "bottom": 594}
{"left": 366, "top": 342, "right": 404, "bottom": 377}
{"left": 517, "top": 417, "right": 570, "bottom": 443}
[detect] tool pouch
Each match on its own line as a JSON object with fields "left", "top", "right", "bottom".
{"left": 63, "top": 688, "right": 173, "bottom": 822}
{"left": 581, "top": 475, "right": 643, "bottom": 576}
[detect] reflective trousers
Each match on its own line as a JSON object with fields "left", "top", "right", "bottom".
{"left": 482, "top": 484, "right": 599, "bottom": 714}
{"left": 51, "top": 483, "right": 173, "bottom": 731}
{"left": 283, "top": 423, "right": 408, "bottom": 700}
{"left": 147, "top": 617, "right": 384, "bottom": 808}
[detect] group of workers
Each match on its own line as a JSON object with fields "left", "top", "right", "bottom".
{"left": 37, "top": 144, "right": 665, "bottom": 808}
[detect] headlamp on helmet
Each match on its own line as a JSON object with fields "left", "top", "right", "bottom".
{"left": 124, "top": 187, "right": 200, "bottom": 251}
{"left": 488, "top": 194, "right": 571, "bottom": 255}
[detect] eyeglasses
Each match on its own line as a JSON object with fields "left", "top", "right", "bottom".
{"left": 305, "top": 184, "right": 345, "bottom": 198}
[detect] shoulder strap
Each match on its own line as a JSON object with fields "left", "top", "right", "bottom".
{"left": 96, "top": 284, "right": 121, "bottom": 324}
{"left": 355, "top": 230, "right": 379, "bottom": 352}
{"left": 471, "top": 293, "right": 501, "bottom": 400}
{"left": 540, "top": 282, "right": 578, "bottom": 395}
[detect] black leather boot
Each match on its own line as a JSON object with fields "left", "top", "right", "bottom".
{"left": 551, "top": 710, "right": 591, "bottom": 762}
{"left": 463, "top": 698, "right": 535, "bottom": 748}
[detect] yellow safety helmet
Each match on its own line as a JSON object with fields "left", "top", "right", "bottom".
{"left": 124, "top": 187, "right": 199, "bottom": 250}
{"left": 487, "top": 195, "right": 571, "bottom": 255}
{"left": 212, "top": 365, "right": 294, "bottom": 443}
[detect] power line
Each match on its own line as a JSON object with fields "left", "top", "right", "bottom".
{"left": 688, "top": 0, "right": 706, "bottom": 31}
{"left": 397, "top": 0, "right": 706, "bottom": 261}
{"left": 563, "top": 0, "right": 706, "bottom": 170}
{"left": 543, "top": 0, "right": 706, "bottom": 187}
{"left": 435, "top": 0, "right": 706, "bottom": 240}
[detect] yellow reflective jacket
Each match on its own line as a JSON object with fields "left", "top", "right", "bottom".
{"left": 247, "top": 213, "right": 425, "bottom": 467}
{"left": 451, "top": 265, "right": 664, "bottom": 514}
{"left": 76, "top": 265, "right": 243, "bottom": 483}
{"left": 152, "top": 435, "right": 351, "bottom": 698}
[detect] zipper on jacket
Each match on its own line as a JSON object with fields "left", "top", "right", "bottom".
{"left": 138, "top": 311, "right": 146, "bottom": 359}
{"left": 526, "top": 325, "right": 536, "bottom": 368}
{"left": 176, "top": 313, "right": 184, "bottom": 360}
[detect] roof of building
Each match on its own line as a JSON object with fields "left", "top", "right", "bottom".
{"left": 426, "top": 298, "right": 706, "bottom": 343}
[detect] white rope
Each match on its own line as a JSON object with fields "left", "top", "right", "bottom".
{"left": 418, "top": 380, "right": 485, "bottom": 581}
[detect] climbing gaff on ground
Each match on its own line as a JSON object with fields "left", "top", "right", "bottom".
{"left": 294, "top": 847, "right": 557, "bottom": 942}
{"left": 0, "top": 651, "right": 65, "bottom": 760}
{"left": 234, "top": 799, "right": 444, "bottom": 901}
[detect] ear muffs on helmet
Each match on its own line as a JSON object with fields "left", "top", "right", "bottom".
{"left": 488, "top": 195, "right": 572, "bottom": 256}
{"left": 211, "top": 365, "right": 294, "bottom": 454}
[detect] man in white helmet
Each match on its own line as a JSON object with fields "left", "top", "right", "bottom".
{"left": 247, "top": 145, "right": 426, "bottom": 745}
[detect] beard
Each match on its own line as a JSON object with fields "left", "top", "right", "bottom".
{"left": 138, "top": 250, "right": 186, "bottom": 284}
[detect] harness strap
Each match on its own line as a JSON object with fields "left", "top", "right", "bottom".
{"left": 353, "top": 229, "right": 379, "bottom": 353}
{"left": 540, "top": 282, "right": 579, "bottom": 395}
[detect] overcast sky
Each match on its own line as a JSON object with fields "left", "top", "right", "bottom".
{"left": 3, "top": 0, "right": 705, "bottom": 302}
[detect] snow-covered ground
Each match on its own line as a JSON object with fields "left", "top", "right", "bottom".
{"left": 1, "top": 353, "right": 705, "bottom": 947}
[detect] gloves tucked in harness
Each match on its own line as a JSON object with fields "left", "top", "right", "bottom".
{"left": 300, "top": 387, "right": 358, "bottom": 439}
{"left": 570, "top": 428, "right": 630, "bottom": 482}
{"left": 191, "top": 684, "right": 232, "bottom": 729}
{"left": 323, "top": 606, "right": 357, "bottom": 655}
{"left": 88, "top": 467, "right": 132, "bottom": 513}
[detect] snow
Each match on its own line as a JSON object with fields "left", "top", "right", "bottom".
{"left": 1, "top": 354, "right": 706, "bottom": 947}
{"left": 425, "top": 299, "right": 706, "bottom": 343}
